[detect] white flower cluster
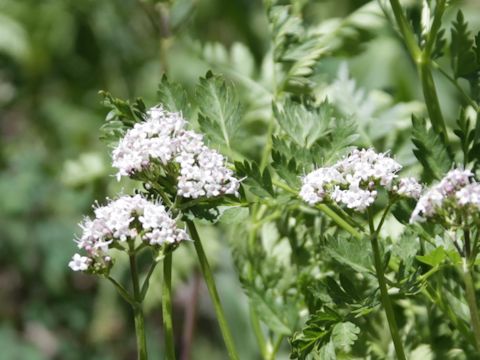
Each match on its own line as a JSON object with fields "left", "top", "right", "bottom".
{"left": 112, "top": 106, "right": 240, "bottom": 199}
{"left": 300, "top": 148, "right": 421, "bottom": 211}
{"left": 69, "top": 194, "right": 188, "bottom": 272}
{"left": 410, "top": 168, "right": 478, "bottom": 223}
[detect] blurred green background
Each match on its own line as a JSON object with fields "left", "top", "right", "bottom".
{"left": 0, "top": 0, "right": 479, "bottom": 359}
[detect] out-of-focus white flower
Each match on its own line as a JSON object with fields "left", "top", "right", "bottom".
{"left": 300, "top": 148, "right": 416, "bottom": 212}
{"left": 393, "top": 177, "right": 422, "bottom": 199}
{"left": 68, "top": 253, "right": 91, "bottom": 272}
{"left": 410, "top": 168, "right": 475, "bottom": 223}
{"left": 112, "top": 106, "right": 240, "bottom": 199}
{"left": 70, "top": 194, "right": 188, "bottom": 272}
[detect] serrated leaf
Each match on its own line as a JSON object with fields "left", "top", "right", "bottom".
{"left": 99, "top": 92, "right": 146, "bottom": 143}
{"left": 290, "top": 308, "right": 341, "bottom": 359}
{"left": 157, "top": 75, "right": 193, "bottom": 119}
{"left": 450, "top": 11, "right": 480, "bottom": 80}
{"left": 271, "top": 149, "right": 302, "bottom": 188}
{"left": 273, "top": 100, "right": 332, "bottom": 148}
{"left": 195, "top": 71, "right": 243, "bottom": 149}
{"left": 325, "top": 277, "right": 354, "bottom": 305}
{"left": 411, "top": 115, "right": 452, "bottom": 182}
{"left": 235, "top": 160, "right": 274, "bottom": 198}
{"left": 331, "top": 321, "right": 360, "bottom": 352}
{"left": 325, "top": 235, "right": 371, "bottom": 274}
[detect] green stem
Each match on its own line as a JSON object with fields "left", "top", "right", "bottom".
{"left": 186, "top": 220, "right": 240, "bottom": 360}
{"left": 368, "top": 213, "right": 406, "bottom": 360}
{"left": 162, "top": 252, "right": 176, "bottom": 360}
{"left": 247, "top": 203, "right": 269, "bottom": 359}
{"left": 107, "top": 276, "right": 136, "bottom": 306}
{"left": 387, "top": 0, "right": 449, "bottom": 144}
{"left": 134, "top": 307, "right": 148, "bottom": 360}
{"left": 266, "top": 335, "right": 283, "bottom": 360}
{"left": 423, "top": 0, "right": 446, "bottom": 58}
{"left": 388, "top": 0, "right": 421, "bottom": 60}
{"left": 249, "top": 306, "right": 267, "bottom": 359}
{"left": 129, "top": 252, "right": 148, "bottom": 360}
{"left": 140, "top": 260, "right": 159, "bottom": 301}
{"left": 317, "top": 204, "right": 363, "bottom": 240}
{"left": 422, "top": 282, "right": 474, "bottom": 346}
{"left": 272, "top": 178, "right": 363, "bottom": 240}
{"left": 463, "top": 261, "right": 480, "bottom": 350}
{"left": 418, "top": 60, "right": 448, "bottom": 143}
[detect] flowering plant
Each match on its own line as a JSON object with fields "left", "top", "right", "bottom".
{"left": 64, "top": 0, "right": 480, "bottom": 359}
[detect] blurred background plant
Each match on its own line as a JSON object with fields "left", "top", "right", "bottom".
{"left": 1, "top": 0, "right": 480, "bottom": 359}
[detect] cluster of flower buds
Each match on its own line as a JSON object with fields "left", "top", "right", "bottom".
{"left": 69, "top": 195, "right": 188, "bottom": 272}
{"left": 112, "top": 107, "right": 240, "bottom": 199}
{"left": 300, "top": 148, "right": 422, "bottom": 211}
{"left": 410, "top": 168, "right": 479, "bottom": 224}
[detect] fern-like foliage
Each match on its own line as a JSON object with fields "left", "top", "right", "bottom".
{"left": 411, "top": 115, "right": 452, "bottom": 182}
{"left": 450, "top": 11, "right": 480, "bottom": 100}
{"left": 99, "top": 91, "right": 146, "bottom": 144}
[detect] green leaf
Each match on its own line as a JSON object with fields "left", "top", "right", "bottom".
{"left": 218, "top": 206, "right": 249, "bottom": 224}
{"left": 416, "top": 246, "right": 447, "bottom": 267}
{"left": 195, "top": 71, "right": 243, "bottom": 149}
{"left": 325, "top": 235, "right": 371, "bottom": 274}
{"left": 273, "top": 100, "right": 332, "bottom": 148}
{"left": 246, "top": 286, "right": 293, "bottom": 336}
{"left": 331, "top": 321, "right": 360, "bottom": 352}
{"left": 271, "top": 148, "right": 302, "bottom": 188}
{"left": 316, "top": 340, "right": 336, "bottom": 360}
{"left": 235, "top": 160, "right": 274, "bottom": 198}
{"left": 411, "top": 115, "right": 452, "bottom": 182}
{"left": 450, "top": 11, "right": 480, "bottom": 80}
{"left": 290, "top": 308, "right": 341, "bottom": 359}
{"left": 325, "top": 277, "right": 354, "bottom": 305}
{"left": 99, "top": 92, "right": 146, "bottom": 143}
{"left": 157, "top": 75, "right": 193, "bottom": 119}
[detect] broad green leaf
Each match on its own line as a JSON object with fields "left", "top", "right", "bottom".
{"left": 195, "top": 71, "right": 243, "bottom": 149}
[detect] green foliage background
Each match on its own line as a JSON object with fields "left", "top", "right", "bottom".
{"left": 0, "top": 0, "right": 479, "bottom": 359}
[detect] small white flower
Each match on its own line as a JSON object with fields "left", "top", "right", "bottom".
{"left": 68, "top": 254, "right": 91, "bottom": 271}
{"left": 70, "top": 195, "right": 188, "bottom": 272}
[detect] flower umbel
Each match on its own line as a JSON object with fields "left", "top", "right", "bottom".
{"left": 300, "top": 148, "right": 420, "bottom": 211}
{"left": 410, "top": 168, "right": 476, "bottom": 224}
{"left": 112, "top": 106, "right": 240, "bottom": 199}
{"left": 69, "top": 194, "right": 188, "bottom": 273}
